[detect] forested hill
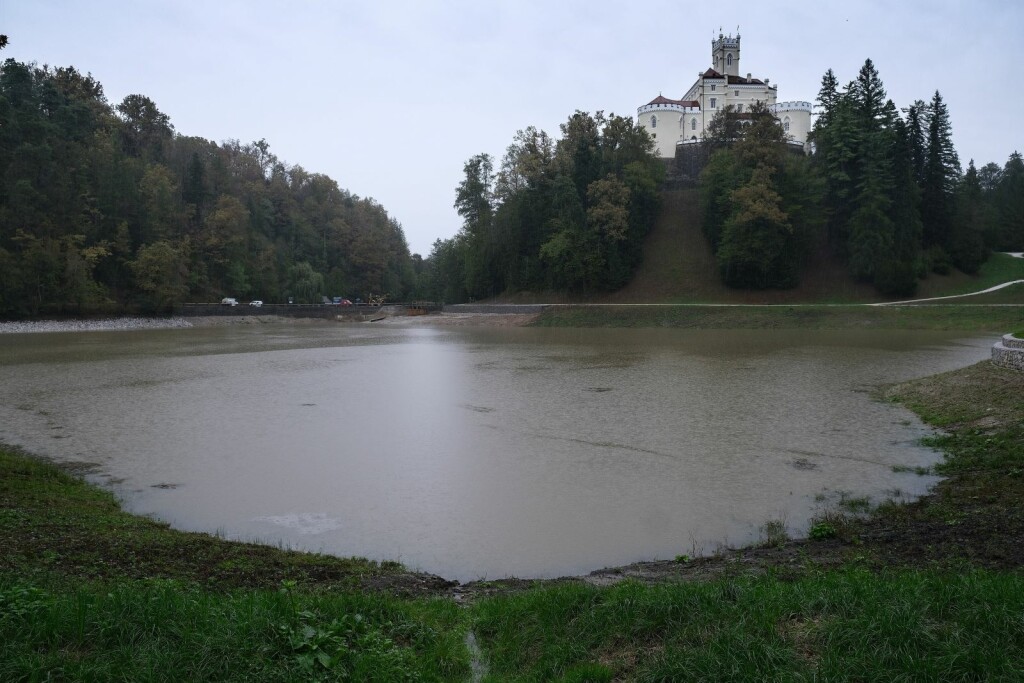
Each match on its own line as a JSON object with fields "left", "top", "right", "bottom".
{"left": 0, "top": 55, "right": 416, "bottom": 317}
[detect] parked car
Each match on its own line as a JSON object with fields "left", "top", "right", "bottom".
{"left": 249, "top": 300, "right": 263, "bottom": 307}
{"left": 220, "top": 297, "right": 238, "bottom": 306}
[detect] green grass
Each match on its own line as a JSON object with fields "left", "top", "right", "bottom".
{"left": 0, "top": 577, "right": 467, "bottom": 682}
{"left": 915, "top": 252, "right": 1024, "bottom": 299}
{"left": 532, "top": 303, "right": 1024, "bottom": 331}
{"left": 473, "top": 570, "right": 1024, "bottom": 682}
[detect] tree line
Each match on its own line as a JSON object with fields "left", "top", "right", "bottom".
{"left": 701, "top": 58, "right": 1024, "bottom": 296}
{"left": 5, "top": 42, "right": 1021, "bottom": 314}
{"left": 419, "top": 111, "right": 665, "bottom": 301}
{"left": 0, "top": 52, "right": 415, "bottom": 316}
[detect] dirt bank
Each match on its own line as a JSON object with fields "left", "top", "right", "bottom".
{"left": 374, "top": 312, "right": 541, "bottom": 327}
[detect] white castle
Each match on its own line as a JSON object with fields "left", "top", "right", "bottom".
{"left": 637, "top": 32, "right": 812, "bottom": 158}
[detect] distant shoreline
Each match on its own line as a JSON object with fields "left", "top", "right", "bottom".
{"left": 3, "top": 302, "right": 1023, "bottom": 334}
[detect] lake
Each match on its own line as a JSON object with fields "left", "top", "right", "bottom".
{"left": 0, "top": 322, "right": 991, "bottom": 581}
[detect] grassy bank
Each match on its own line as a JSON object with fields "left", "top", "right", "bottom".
{"left": 0, "top": 449, "right": 467, "bottom": 681}
{"left": 532, "top": 303, "right": 1024, "bottom": 331}
{"left": 3, "top": 357, "right": 1024, "bottom": 679}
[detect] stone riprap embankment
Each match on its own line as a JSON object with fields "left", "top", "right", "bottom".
{"left": 0, "top": 317, "right": 195, "bottom": 334}
{"left": 992, "top": 334, "right": 1024, "bottom": 371}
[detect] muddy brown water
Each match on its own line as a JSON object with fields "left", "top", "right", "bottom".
{"left": 0, "top": 323, "right": 992, "bottom": 581}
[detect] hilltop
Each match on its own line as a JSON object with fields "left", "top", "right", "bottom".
{"left": 491, "top": 187, "right": 1024, "bottom": 306}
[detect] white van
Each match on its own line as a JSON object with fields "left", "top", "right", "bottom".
{"left": 220, "top": 297, "right": 238, "bottom": 306}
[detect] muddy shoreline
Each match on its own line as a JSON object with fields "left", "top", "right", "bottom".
{"left": 0, "top": 312, "right": 539, "bottom": 334}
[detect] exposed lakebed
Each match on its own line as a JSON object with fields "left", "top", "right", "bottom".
{"left": 0, "top": 323, "right": 991, "bottom": 580}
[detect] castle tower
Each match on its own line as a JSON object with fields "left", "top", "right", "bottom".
{"left": 711, "top": 32, "right": 741, "bottom": 76}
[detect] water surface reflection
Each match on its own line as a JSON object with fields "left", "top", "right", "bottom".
{"left": 0, "top": 324, "right": 990, "bottom": 580}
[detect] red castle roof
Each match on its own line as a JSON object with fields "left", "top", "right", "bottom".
{"left": 645, "top": 95, "right": 700, "bottom": 108}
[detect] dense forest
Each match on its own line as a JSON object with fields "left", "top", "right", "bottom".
{"left": 4, "top": 39, "right": 1023, "bottom": 314}
{"left": 0, "top": 49, "right": 415, "bottom": 316}
{"left": 700, "top": 59, "right": 1024, "bottom": 296}
{"left": 419, "top": 111, "right": 665, "bottom": 301}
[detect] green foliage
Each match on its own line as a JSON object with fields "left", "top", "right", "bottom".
{"left": 808, "top": 521, "right": 838, "bottom": 540}
{"left": 275, "top": 582, "right": 425, "bottom": 681}
{"left": 130, "top": 239, "right": 190, "bottom": 312}
{"left": 0, "top": 56, "right": 415, "bottom": 316}
{"left": 427, "top": 111, "right": 662, "bottom": 300}
{"left": 808, "top": 59, "right": 1013, "bottom": 295}
{"left": 990, "top": 152, "right": 1024, "bottom": 250}
{"left": 700, "top": 103, "right": 821, "bottom": 289}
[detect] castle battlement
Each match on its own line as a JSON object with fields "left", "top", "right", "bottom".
{"left": 638, "top": 103, "right": 701, "bottom": 115}
{"left": 771, "top": 101, "right": 813, "bottom": 112}
{"left": 712, "top": 34, "right": 740, "bottom": 49}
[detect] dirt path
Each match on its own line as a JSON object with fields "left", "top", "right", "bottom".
{"left": 869, "top": 279, "right": 1024, "bottom": 306}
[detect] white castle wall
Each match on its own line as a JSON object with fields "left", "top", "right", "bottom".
{"left": 638, "top": 103, "right": 701, "bottom": 158}
{"left": 771, "top": 101, "right": 813, "bottom": 148}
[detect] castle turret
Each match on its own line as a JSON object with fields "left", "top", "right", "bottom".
{"left": 769, "top": 101, "right": 813, "bottom": 149}
{"left": 711, "top": 32, "right": 741, "bottom": 77}
{"left": 637, "top": 95, "right": 701, "bottom": 158}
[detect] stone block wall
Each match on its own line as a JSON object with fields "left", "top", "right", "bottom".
{"left": 992, "top": 334, "right": 1024, "bottom": 371}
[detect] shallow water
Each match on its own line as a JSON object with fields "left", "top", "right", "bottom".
{"left": 0, "top": 323, "right": 991, "bottom": 580}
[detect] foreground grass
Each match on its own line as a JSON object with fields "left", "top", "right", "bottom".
{"left": 474, "top": 569, "right": 1024, "bottom": 682}
{"left": 0, "top": 577, "right": 467, "bottom": 682}
{"left": 0, "top": 449, "right": 468, "bottom": 681}
{"left": 533, "top": 303, "right": 1024, "bottom": 330}
{"left": 4, "top": 354, "right": 1024, "bottom": 680}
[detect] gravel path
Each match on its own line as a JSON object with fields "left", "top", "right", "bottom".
{"left": 0, "top": 317, "right": 196, "bottom": 334}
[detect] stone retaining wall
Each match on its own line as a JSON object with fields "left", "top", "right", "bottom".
{"left": 992, "top": 334, "right": 1024, "bottom": 371}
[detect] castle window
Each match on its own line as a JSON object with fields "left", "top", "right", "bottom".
{"left": 650, "top": 115, "right": 657, "bottom": 128}
{"left": 710, "top": 98, "right": 717, "bottom": 108}
{"left": 727, "top": 53, "right": 733, "bottom": 67}
{"left": 737, "top": 104, "right": 743, "bottom": 113}
{"left": 691, "top": 118, "right": 697, "bottom": 131}
{"left": 784, "top": 116, "right": 791, "bottom": 132}
{"left": 710, "top": 84, "right": 716, "bottom": 92}
{"left": 735, "top": 90, "right": 739, "bottom": 96}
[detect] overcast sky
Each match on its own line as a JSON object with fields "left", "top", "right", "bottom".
{"left": 4, "top": 1, "right": 1022, "bottom": 255}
